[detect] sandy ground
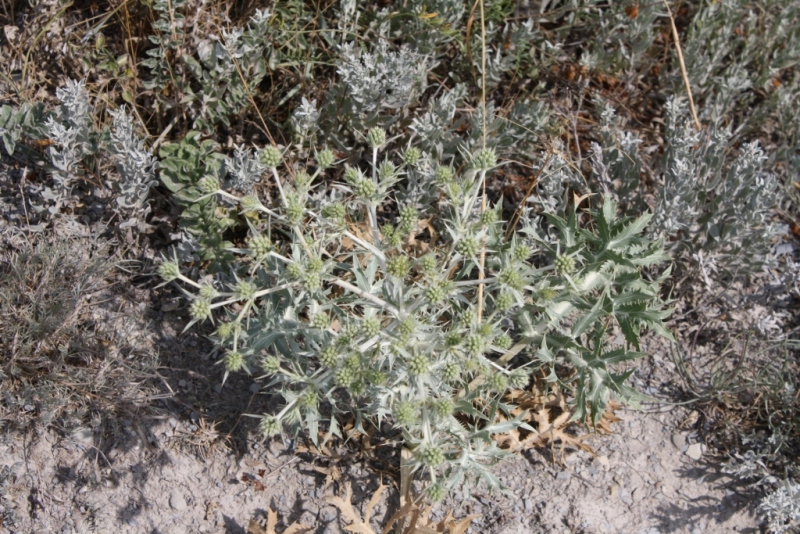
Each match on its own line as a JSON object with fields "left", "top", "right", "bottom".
{"left": 0, "top": 316, "right": 762, "bottom": 534}
{"left": 0, "top": 161, "right": 783, "bottom": 534}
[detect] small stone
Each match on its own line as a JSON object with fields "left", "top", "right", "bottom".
{"left": 249, "top": 383, "right": 261, "bottom": 393}
{"left": 556, "top": 471, "right": 571, "bottom": 481}
{"left": 319, "top": 507, "right": 337, "bottom": 522}
{"left": 178, "top": 380, "right": 187, "bottom": 388}
{"left": 671, "top": 433, "right": 687, "bottom": 450}
{"left": 161, "top": 301, "right": 180, "bottom": 312}
{"left": 169, "top": 490, "right": 187, "bottom": 511}
{"left": 685, "top": 443, "right": 705, "bottom": 460}
{"left": 524, "top": 498, "right": 533, "bottom": 511}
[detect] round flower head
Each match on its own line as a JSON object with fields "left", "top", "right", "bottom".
{"left": 487, "top": 371, "right": 509, "bottom": 392}
{"left": 431, "top": 397, "right": 454, "bottom": 419}
{"left": 158, "top": 260, "right": 181, "bottom": 282}
{"left": 344, "top": 166, "right": 360, "bottom": 185}
{"left": 394, "top": 401, "right": 416, "bottom": 426}
{"left": 403, "top": 147, "right": 421, "bottom": 166}
{"left": 189, "top": 298, "right": 212, "bottom": 321}
{"left": 320, "top": 346, "right": 338, "bottom": 367}
{"left": 294, "top": 170, "right": 311, "bottom": 189}
{"left": 311, "top": 312, "right": 330, "bottom": 329}
{"left": 456, "top": 235, "right": 480, "bottom": 258}
{"left": 316, "top": 148, "right": 336, "bottom": 169}
{"left": 259, "top": 415, "right": 281, "bottom": 437}
{"left": 509, "top": 369, "right": 530, "bottom": 389}
{"left": 513, "top": 243, "right": 533, "bottom": 262}
{"left": 499, "top": 269, "right": 524, "bottom": 291}
{"left": 361, "top": 317, "right": 381, "bottom": 337}
{"left": 494, "top": 332, "right": 513, "bottom": 351}
{"left": 286, "top": 263, "right": 303, "bottom": 279}
{"left": 384, "top": 226, "right": 403, "bottom": 247}
{"left": 199, "top": 283, "right": 218, "bottom": 299}
{"left": 260, "top": 146, "right": 282, "bottom": 168}
{"left": 426, "top": 282, "right": 446, "bottom": 304}
{"left": 248, "top": 234, "right": 273, "bottom": 258}
{"left": 299, "top": 388, "right": 318, "bottom": 410}
{"left": 398, "top": 206, "right": 417, "bottom": 234}
{"left": 398, "top": 317, "right": 415, "bottom": 339}
{"left": 322, "top": 202, "right": 346, "bottom": 223}
{"left": 445, "top": 331, "right": 461, "bottom": 347}
{"left": 306, "top": 257, "right": 324, "bottom": 273}
{"left": 435, "top": 166, "right": 454, "bottom": 183}
{"left": 427, "top": 483, "right": 446, "bottom": 503}
{"left": 354, "top": 179, "right": 377, "bottom": 199}
{"left": 198, "top": 175, "right": 219, "bottom": 194}
{"left": 387, "top": 255, "right": 410, "bottom": 278}
{"left": 471, "top": 147, "right": 497, "bottom": 170}
{"left": 442, "top": 362, "right": 461, "bottom": 383}
{"left": 261, "top": 355, "right": 282, "bottom": 374}
{"left": 554, "top": 254, "right": 576, "bottom": 275}
{"left": 366, "top": 127, "right": 387, "bottom": 149}
{"left": 417, "top": 254, "right": 437, "bottom": 275}
{"left": 234, "top": 280, "right": 256, "bottom": 301}
{"left": 495, "top": 292, "right": 515, "bottom": 312}
{"left": 216, "top": 321, "right": 236, "bottom": 339}
{"left": 240, "top": 194, "right": 261, "bottom": 213}
{"left": 378, "top": 161, "right": 396, "bottom": 181}
{"left": 480, "top": 209, "right": 498, "bottom": 225}
{"left": 465, "top": 333, "right": 485, "bottom": 356}
{"left": 224, "top": 350, "right": 246, "bottom": 372}
{"left": 335, "top": 366, "right": 356, "bottom": 387}
{"left": 538, "top": 287, "right": 557, "bottom": 301}
{"left": 302, "top": 271, "right": 321, "bottom": 291}
{"left": 286, "top": 195, "right": 304, "bottom": 225}
{"left": 416, "top": 442, "right": 445, "bottom": 467}
{"left": 407, "top": 352, "right": 429, "bottom": 375}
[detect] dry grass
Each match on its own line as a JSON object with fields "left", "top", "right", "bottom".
{"left": 0, "top": 226, "right": 159, "bottom": 434}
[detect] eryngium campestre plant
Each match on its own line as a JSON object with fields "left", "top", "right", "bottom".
{"left": 161, "top": 129, "right": 672, "bottom": 497}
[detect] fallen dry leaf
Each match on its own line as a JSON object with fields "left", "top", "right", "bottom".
{"left": 246, "top": 507, "right": 312, "bottom": 534}
{"left": 325, "top": 482, "right": 384, "bottom": 534}
{"left": 493, "top": 384, "right": 621, "bottom": 462}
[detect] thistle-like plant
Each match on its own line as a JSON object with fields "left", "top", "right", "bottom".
{"left": 160, "top": 125, "right": 671, "bottom": 499}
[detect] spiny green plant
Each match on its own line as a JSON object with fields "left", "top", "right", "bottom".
{"left": 159, "top": 124, "right": 672, "bottom": 499}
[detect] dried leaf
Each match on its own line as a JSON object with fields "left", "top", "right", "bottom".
{"left": 246, "top": 508, "right": 312, "bottom": 534}
{"left": 325, "top": 482, "right": 378, "bottom": 534}
{"left": 493, "top": 384, "right": 621, "bottom": 461}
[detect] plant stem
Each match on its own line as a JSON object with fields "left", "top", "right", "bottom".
{"left": 332, "top": 279, "right": 400, "bottom": 315}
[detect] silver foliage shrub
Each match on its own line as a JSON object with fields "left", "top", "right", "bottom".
{"left": 334, "top": 41, "right": 427, "bottom": 125}
{"left": 760, "top": 480, "right": 800, "bottom": 534}
{"left": 185, "top": 9, "right": 272, "bottom": 132}
{"left": 41, "top": 79, "right": 97, "bottom": 214}
{"left": 594, "top": 98, "right": 779, "bottom": 281}
{"left": 108, "top": 107, "right": 158, "bottom": 226}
